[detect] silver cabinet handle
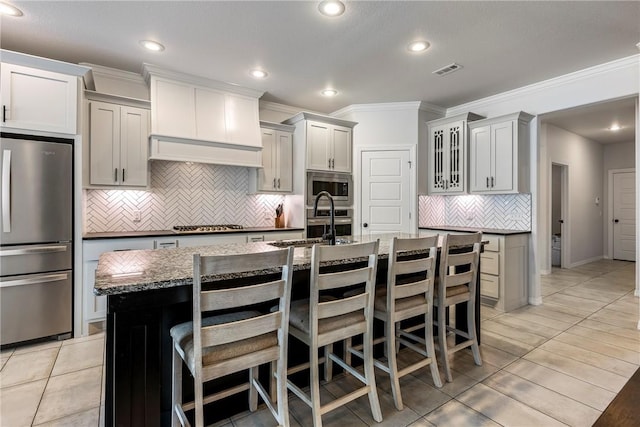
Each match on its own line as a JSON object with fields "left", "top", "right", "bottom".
{"left": 0, "top": 245, "right": 68, "bottom": 257}
{"left": 2, "top": 105, "right": 6, "bottom": 122}
{"left": 491, "top": 176, "right": 495, "bottom": 187}
{"left": 122, "top": 168, "right": 126, "bottom": 182}
{"left": 0, "top": 273, "right": 68, "bottom": 288}
{"left": 486, "top": 177, "right": 490, "bottom": 188}
{"left": 331, "top": 158, "right": 335, "bottom": 169}
{"left": 2, "top": 149, "right": 11, "bottom": 232}
{"left": 114, "top": 168, "right": 118, "bottom": 183}
{"left": 273, "top": 178, "right": 276, "bottom": 189}
{"left": 328, "top": 158, "right": 331, "bottom": 168}
{"left": 277, "top": 178, "right": 280, "bottom": 188}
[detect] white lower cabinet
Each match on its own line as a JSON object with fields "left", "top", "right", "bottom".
{"left": 82, "top": 238, "right": 155, "bottom": 335}
{"left": 480, "top": 233, "right": 529, "bottom": 312}
{"left": 418, "top": 229, "right": 529, "bottom": 312}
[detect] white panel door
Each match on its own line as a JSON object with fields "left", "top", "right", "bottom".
{"left": 361, "top": 150, "right": 411, "bottom": 236}
{"left": 331, "top": 125, "right": 352, "bottom": 172}
{"left": 469, "top": 125, "right": 491, "bottom": 192}
{"left": 259, "top": 128, "right": 276, "bottom": 191}
{"left": 276, "top": 131, "right": 293, "bottom": 192}
{"left": 613, "top": 171, "right": 636, "bottom": 261}
{"left": 306, "top": 121, "right": 331, "bottom": 171}
{"left": 89, "top": 101, "right": 119, "bottom": 185}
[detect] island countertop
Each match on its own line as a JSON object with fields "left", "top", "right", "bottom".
{"left": 94, "top": 233, "right": 416, "bottom": 296}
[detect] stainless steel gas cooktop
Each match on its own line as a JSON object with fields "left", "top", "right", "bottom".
{"left": 173, "top": 224, "right": 244, "bottom": 233}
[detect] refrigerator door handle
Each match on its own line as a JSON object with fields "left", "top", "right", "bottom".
{"left": 0, "top": 273, "right": 68, "bottom": 288}
{"left": 2, "top": 149, "right": 11, "bottom": 232}
{"left": 0, "top": 245, "right": 69, "bottom": 257}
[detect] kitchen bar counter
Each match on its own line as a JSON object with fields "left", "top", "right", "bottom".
{"left": 99, "top": 233, "right": 483, "bottom": 426}
{"left": 83, "top": 226, "right": 304, "bottom": 240}
{"left": 420, "top": 225, "right": 531, "bottom": 235}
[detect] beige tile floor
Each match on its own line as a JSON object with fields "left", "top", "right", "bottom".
{"left": 0, "top": 259, "right": 637, "bottom": 426}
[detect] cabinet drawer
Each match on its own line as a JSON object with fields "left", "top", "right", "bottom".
{"left": 483, "top": 234, "right": 500, "bottom": 251}
{"left": 480, "top": 252, "right": 499, "bottom": 275}
{"left": 481, "top": 273, "right": 499, "bottom": 299}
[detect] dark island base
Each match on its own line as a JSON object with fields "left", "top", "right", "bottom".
{"left": 105, "top": 261, "right": 481, "bottom": 426}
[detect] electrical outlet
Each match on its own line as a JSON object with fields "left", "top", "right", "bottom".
{"left": 133, "top": 210, "right": 141, "bottom": 222}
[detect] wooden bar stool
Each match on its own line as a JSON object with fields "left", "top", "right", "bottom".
{"left": 348, "top": 235, "right": 443, "bottom": 410}
{"left": 170, "top": 247, "right": 294, "bottom": 427}
{"left": 287, "top": 241, "right": 382, "bottom": 427}
{"left": 434, "top": 233, "right": 482, "bottom": 383}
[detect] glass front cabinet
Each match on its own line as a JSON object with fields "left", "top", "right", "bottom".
{"left": 427, "top": 112, "right": 484, "bottom": 195}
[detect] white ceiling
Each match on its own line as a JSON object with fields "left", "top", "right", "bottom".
{"left": 1, "top": 1, "right": 639, "bottom": 137}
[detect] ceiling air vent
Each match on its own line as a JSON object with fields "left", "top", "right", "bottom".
{"left": 432, "top": 63, "right": 463, "bottom": 76}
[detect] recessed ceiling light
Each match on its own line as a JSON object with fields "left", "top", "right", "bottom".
{"left": 609, "top": 124, "right": 622, "bottom": 131}
{"left": 318, "top": 1, "right": 345, "bottom": 17}
{"left": 407, "top": 40, "right": 430, "bottom": 53}
{"left": 139, "top": 40, "right": 165, "bottom": 52}
{"left": 321, "top": 89, "right": 338, "bottom": 97}
{"left": 0, "top": 2, "right": 23, "bottom": 16}
{"left": 250, "top": 69, "right": 268, "bottom": 79}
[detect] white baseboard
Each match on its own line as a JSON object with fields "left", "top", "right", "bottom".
{"left": 568, "top": 255, "right": 604, "bottom": 269}
{"left": 529, "top": 296, "right": 543, "bottom": 306}
{"left": 540, "top": 268, "right": 551, "bottom": 275}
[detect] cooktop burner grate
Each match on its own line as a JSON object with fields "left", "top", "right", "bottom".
{"left": 173, "top": 224, "right": 244, "bottom": 232}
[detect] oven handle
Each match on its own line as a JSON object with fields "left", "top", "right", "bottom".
{"left": 0, "top": 273, "right": 69, "bottom": 288}
{"left": 307, "top": 218, "right": 352, "bottom": 225}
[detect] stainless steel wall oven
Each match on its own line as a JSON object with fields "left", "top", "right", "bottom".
{"left": 306, "top": 208, "right": 353, "bottom": 239}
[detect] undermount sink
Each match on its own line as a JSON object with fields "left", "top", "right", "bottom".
{"left": 267, "top": 238, "right": 357, "bottom": 248}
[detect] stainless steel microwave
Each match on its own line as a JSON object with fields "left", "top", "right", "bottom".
{"left": 307, "top": 171, "right": 353, "bottom": 206}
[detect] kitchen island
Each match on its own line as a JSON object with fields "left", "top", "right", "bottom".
{"left": 95, "top": 233, "right": 482, "bottom": 426}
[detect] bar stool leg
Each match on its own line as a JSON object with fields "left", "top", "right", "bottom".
{"left": 468, "top": 299, "right": 482, "bottom": 366}
{"left": 249, "top": 366, "right": 259, "bottom": 411}
{"left": 387, "top": 318, "right": 403, "bottom": 410}
{"left": 324, "top": 344, "right": 333, "bottom": 381}
{"left": 171, "top": 345, "right": 182, "bottom": 427}
{"left": 364, "top": 327, "right": 383, "bottom": 422}
{"left": 310, "top": 346, "right": 323, "bottom": 427}
{"left": 438, "top": 304, "right": 453, "bottom": 383}
{"left": 425, "top": 312, "right": 443, "bottom": 388}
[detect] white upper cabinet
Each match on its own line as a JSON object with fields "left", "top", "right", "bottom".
{"left": 256, "top": 122, "right": 294, "bottom": 192}
{"left": 0, "top": 63, "right": 79, "bottom": 134}
{"left": 283, "top": 112, "right": 356, "bottom": 174}
{"left": 89, "top": 100, "right": 149, "bottom": 187}
{"left": 426, "top": 113, "right": 483, "bottom": 195}
{"left": 469, "top": 112, "right": 533, "bottom": 194}
{"left": 143, "top": 65, "right": 264, "bottom": 167}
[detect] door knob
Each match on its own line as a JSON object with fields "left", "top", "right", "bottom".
{"left": 363, "top": 223, "right": 368, "bottom": 228}
{"left": 614, "top": 219, "right": 620, "bottom": 223}
{"left": 559, "top": 219, "right": 564, "bottom": 224}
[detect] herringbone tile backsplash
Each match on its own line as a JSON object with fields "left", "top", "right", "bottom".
{"left": 418, "top": 194, "right": 531, "bottom": 231}
{"left": 85, "top": 161, "right": 284, "bottom": 233}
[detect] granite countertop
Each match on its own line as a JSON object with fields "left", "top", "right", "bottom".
{"left": 83, "top": 227, "right": 305, "bottom": 240}
{"left": 419, "top": 225, "right": 531, "bottom": 236}
{"left": 94, "top": 233, "right": 422, "bottom": 296}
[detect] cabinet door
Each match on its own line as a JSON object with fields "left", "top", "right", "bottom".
{"left": 225, "top": 93, "right": 261, "bottom": 148}
{"left": 83, "top": 260, "right": 106, "bottom": 322}
{"left": 491, "top": 121, "right": 515, "bottom": 192}
{"left": 331, "top": 125, "right": 352, "bottom": 172}
{"left": 470, "top": 125, "right": 492, "bottom": 192}
{"left": 195, "top": 87, "right": 226, "bottom": 142}
{"left": 89, "top": 101, "right": 120, "bottom": 186}
{"left": 120, "top": 106, "right": 149, "bottom": 187}
{"left": 259, "top": 128, "right": 277, "bottom": 191}
{"left": 276, "top": 131, "right": 293, "bottom": 191}
{"left": 1, "top": 63, "right": 77, "bottom": 134}
{"left": 152, "top": 78, "right": 195, "bottom": 138}
{"left": 428, "top": 124, "right": 447, "bottom": 193}
{"left": 445, "top": 121, "right": 465, "bottom": 193}
{"left": 306, "top": 121, "right": 331, "bottom": 171}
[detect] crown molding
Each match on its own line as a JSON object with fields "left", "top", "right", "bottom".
{"left": 332, "top": 101, "right": 444, "bottom": 117}
{"left": 282, "top": 111, "right": 358, "bottom": 128}
{"left": 80, "top": 63, "right": 146, "bottom": 85}
{"left": 447, "top": 54, "right": 640, "bottom": 116}
{"left": 142, "top": 63, "right": 264, "bottom": 98}
{"left": 258, "top": 100, "right": 303, "bottom": 115}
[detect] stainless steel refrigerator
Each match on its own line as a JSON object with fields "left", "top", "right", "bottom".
{"left": 1, "top": 133, "right": 73, "bottom": 346}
